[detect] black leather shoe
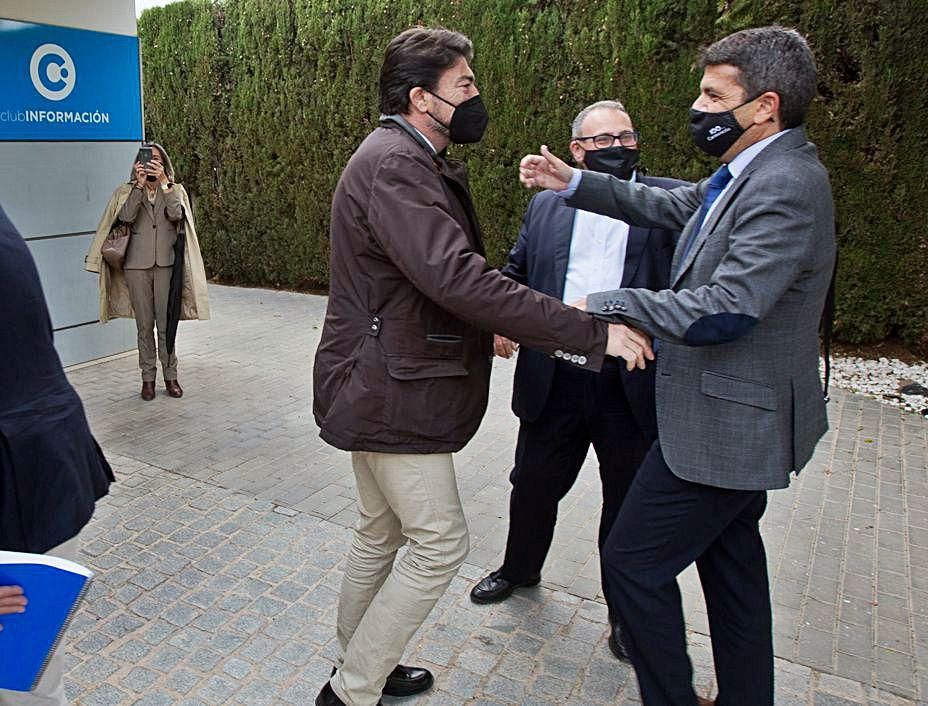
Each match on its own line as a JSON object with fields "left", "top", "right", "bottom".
{"left": 383, "top": 664, "right": 434, "bottom": 697}
{"left": 329, "top": 664, "right": 431, "bottom": 698}
{"left": 470, "top": 569, "right": 541, "bottom": 604}
{"left": 140, "top": 381, "right": 155, "bottom": 401}
{"left": 608, "top": 623, "right": 631, "bottom": 662}
{"left": 315, "top": 681, "right": 345, "bottom": 706}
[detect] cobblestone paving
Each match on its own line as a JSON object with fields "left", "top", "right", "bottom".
{"left": 60, "top": 284, "right": 927, "bottom": 705}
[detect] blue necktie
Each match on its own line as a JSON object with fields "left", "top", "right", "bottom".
{"left": 680, "top": 165, "right": 733, "bottom": 261}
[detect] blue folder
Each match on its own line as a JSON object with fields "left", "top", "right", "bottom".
{"left": 0, "top": 551, "right": 93, "bottom": 692}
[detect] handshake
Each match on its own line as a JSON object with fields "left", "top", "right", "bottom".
{"left": 495, "top": 296, "right": 654, "bottom": 371}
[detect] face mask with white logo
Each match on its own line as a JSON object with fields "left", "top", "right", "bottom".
{"left": 688, "top": 96, "right": 758, "bottom": 158}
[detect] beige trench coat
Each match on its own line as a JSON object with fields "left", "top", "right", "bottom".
{"left": 85, "top": 183, "right": 210, "bottom": 323}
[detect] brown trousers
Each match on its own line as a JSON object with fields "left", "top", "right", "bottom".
{"left": 124, "top": 266, "right": 178, "bottom": 382}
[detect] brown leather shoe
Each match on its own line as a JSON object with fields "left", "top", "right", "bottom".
{"left": 697, "top": 696, "right": 716, "bottom": 706}
{"left": 140, "top": 381, "right": 155, "bottom": 401}
{"left": 165, "top": 379, "right": 183, "bottom": 398}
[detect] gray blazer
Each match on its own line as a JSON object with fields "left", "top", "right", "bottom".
{"left": 574, "top": 127, "right": 836, "bottom": 491}
{"left": 119, "top": 185, "right": 184, "bottom": 269}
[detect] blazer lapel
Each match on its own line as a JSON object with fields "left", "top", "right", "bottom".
{"left": 149, "top": 187, "right": 162, "bottom": 218}
{"left": 553, "top": 206, "right": 577, "bottom": 300}
{"left": 621, "top": 225, "right": 650, "bottom": 287}
{"left": 671, "top": 174, "right": 749, "bottom": 288}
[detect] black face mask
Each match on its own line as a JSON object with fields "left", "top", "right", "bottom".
{"left": 427, "top": 91, "right": 489, "bottom": 144}
{"left": 689, "top": 97, "right": 757, "bottom": 157}
{"left": 582, "top": 146, "right": 639, "bottom": 180}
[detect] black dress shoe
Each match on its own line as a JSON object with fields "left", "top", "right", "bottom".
{"left": 608, "top": 623, "right": 631, "bottom": 662}
{"left": 329, "top": 664, "right": 432, "bottom": 698}
{"left": 470, "top": 569, "right": 541, "bottom": 604}
{"left": 383, "top": 664, "right": 434, "bottom": 697}
{"left": 315, "top": 681, "right": 345, "bottom": 706}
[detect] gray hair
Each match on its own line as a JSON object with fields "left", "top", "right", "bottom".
{"left": 127, "top": 141, "right": 176, "bottom": 182}
{"left": 571, "top": 100, "right": 628, "bottom": 138}
{"left": 700, "top": 26, "right": 817, "bottom": 129}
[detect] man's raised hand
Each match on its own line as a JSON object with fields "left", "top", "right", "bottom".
{"left": 519, "top": 145, "right": 574, "bottom": 192}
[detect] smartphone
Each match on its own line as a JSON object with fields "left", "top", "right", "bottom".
{"left": 136, "top": 147, "right": 153, "bottom": 165}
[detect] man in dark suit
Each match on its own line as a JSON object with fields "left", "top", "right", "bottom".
{"left": 519, "top": 27, "right": 835, "bottom": 706}
{"left": 470, "top": 101, "right": 687, "bottom": 659}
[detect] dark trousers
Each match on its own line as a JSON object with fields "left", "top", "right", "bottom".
{"left": 501, "top": 361, "right": 653, "bottom": 606}
{"left": 603, "top": 441, "right": 773, "bottom": 706}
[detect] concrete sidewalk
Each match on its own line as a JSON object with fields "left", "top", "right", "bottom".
{"left": 59, "top": 284, "right": 927, "bottom": 705}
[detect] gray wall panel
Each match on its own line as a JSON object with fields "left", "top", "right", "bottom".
{"left": 0, "top": 142, "right": 139, "bottom": 238}
{"left": 55, "top": 321, "right": 135, "bottom": 368}
{"left": 26, "top": 233, "right": 101, "bottom": 329}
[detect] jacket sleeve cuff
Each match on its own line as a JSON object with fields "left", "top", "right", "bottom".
{"left": 549, "top": 318, "right": 607, "bottom": 372}
{"left": 555, "top": 168, "right": 582, "bottom": 199}
{"left": 588, "top": 290, "right": 627, "bottom": 317}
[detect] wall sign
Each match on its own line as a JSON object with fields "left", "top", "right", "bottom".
{"left": 0, "top": 19, "right": 143, "bottom": 141}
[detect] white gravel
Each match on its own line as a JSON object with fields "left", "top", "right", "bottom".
{"left": 825, "top": 355, "right": 928, "bottom": 417}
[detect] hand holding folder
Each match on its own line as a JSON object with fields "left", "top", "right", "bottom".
{"left": 0, "top": 551, "right": 93, "bottom": 692}
{"left": 0, "top": 585, "right": 28, "bottom": 623}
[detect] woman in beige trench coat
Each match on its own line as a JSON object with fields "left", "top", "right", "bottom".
{"left": 86, "top": 142, "right": 210, "bottom": 400}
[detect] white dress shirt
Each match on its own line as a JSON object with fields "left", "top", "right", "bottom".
{"left": 562, "top": 185, "right": 633, "bottom": 304}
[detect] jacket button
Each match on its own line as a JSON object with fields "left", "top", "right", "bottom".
{"left": 579, "top": 356, "right": 587, "bottom": 365}
{"left": 372, "top": 316, "right": 380, "bottom": 323}
{"left": 570, "top": 354, "right": 579, "bottom": 363}
{"left": 371, "top": 324, "right": 378, "bottom": 331}
{"left": 554, "top": 350, "right": 563, "bottom": 358}
{"left": 600, "top": 306, "right": 609, "bottom": 312}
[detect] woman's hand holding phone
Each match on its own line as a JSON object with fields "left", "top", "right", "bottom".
{"left": 146, "top": 159, "right": 167, "bottom": 185}
{"left": 134, "top": 161, "right": 147, "bottom": 188}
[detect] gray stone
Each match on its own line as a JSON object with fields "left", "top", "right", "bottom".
{"left": 121, "top": 667, "right": 159, "bottom": 691}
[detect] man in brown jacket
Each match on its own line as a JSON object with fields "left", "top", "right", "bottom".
{"left": 312, "top": 27, "right": 651, "bottom": 706}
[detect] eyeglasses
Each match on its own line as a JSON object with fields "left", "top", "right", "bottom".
{"left": 574, "top": 131, "right": 641, "bottom": 149}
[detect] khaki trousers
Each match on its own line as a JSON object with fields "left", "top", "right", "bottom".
{"left": 124, "top": 266, "right": 177, "bottom": 382}
{"left": 0, "top": 534, "right": 80, "bottom": 706}
{"left": 331, "top": 452, "right": 469, "bottom": 706}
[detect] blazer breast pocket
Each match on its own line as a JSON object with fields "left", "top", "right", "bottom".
{"left": 700, "top": 371, "right": 777, "bottom": 411}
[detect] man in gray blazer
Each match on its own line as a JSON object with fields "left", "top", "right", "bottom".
{"left": 519, "top": 26, "right": 835, "bottom": 706}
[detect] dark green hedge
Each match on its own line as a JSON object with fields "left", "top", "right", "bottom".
{"left": 139, "top": 0, "right": 928, "bottom": 347}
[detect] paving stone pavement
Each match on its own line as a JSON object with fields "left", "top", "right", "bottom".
{"left": 57, "top": 284, "right": 927, "bottom": 705}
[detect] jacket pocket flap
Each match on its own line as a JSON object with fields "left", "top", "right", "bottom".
{"left": 385, "top": 356, "right": 469, "bottom": 381}
{"left": 700, "top": 371, "right": 777, "bottom": 411}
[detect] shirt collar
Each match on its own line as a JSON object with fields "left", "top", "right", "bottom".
{"left": 413, "top": 128, "right": 436, "bottom": 154}
{"left": 726, "top": 128, "right": 791, "bottom": 179}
